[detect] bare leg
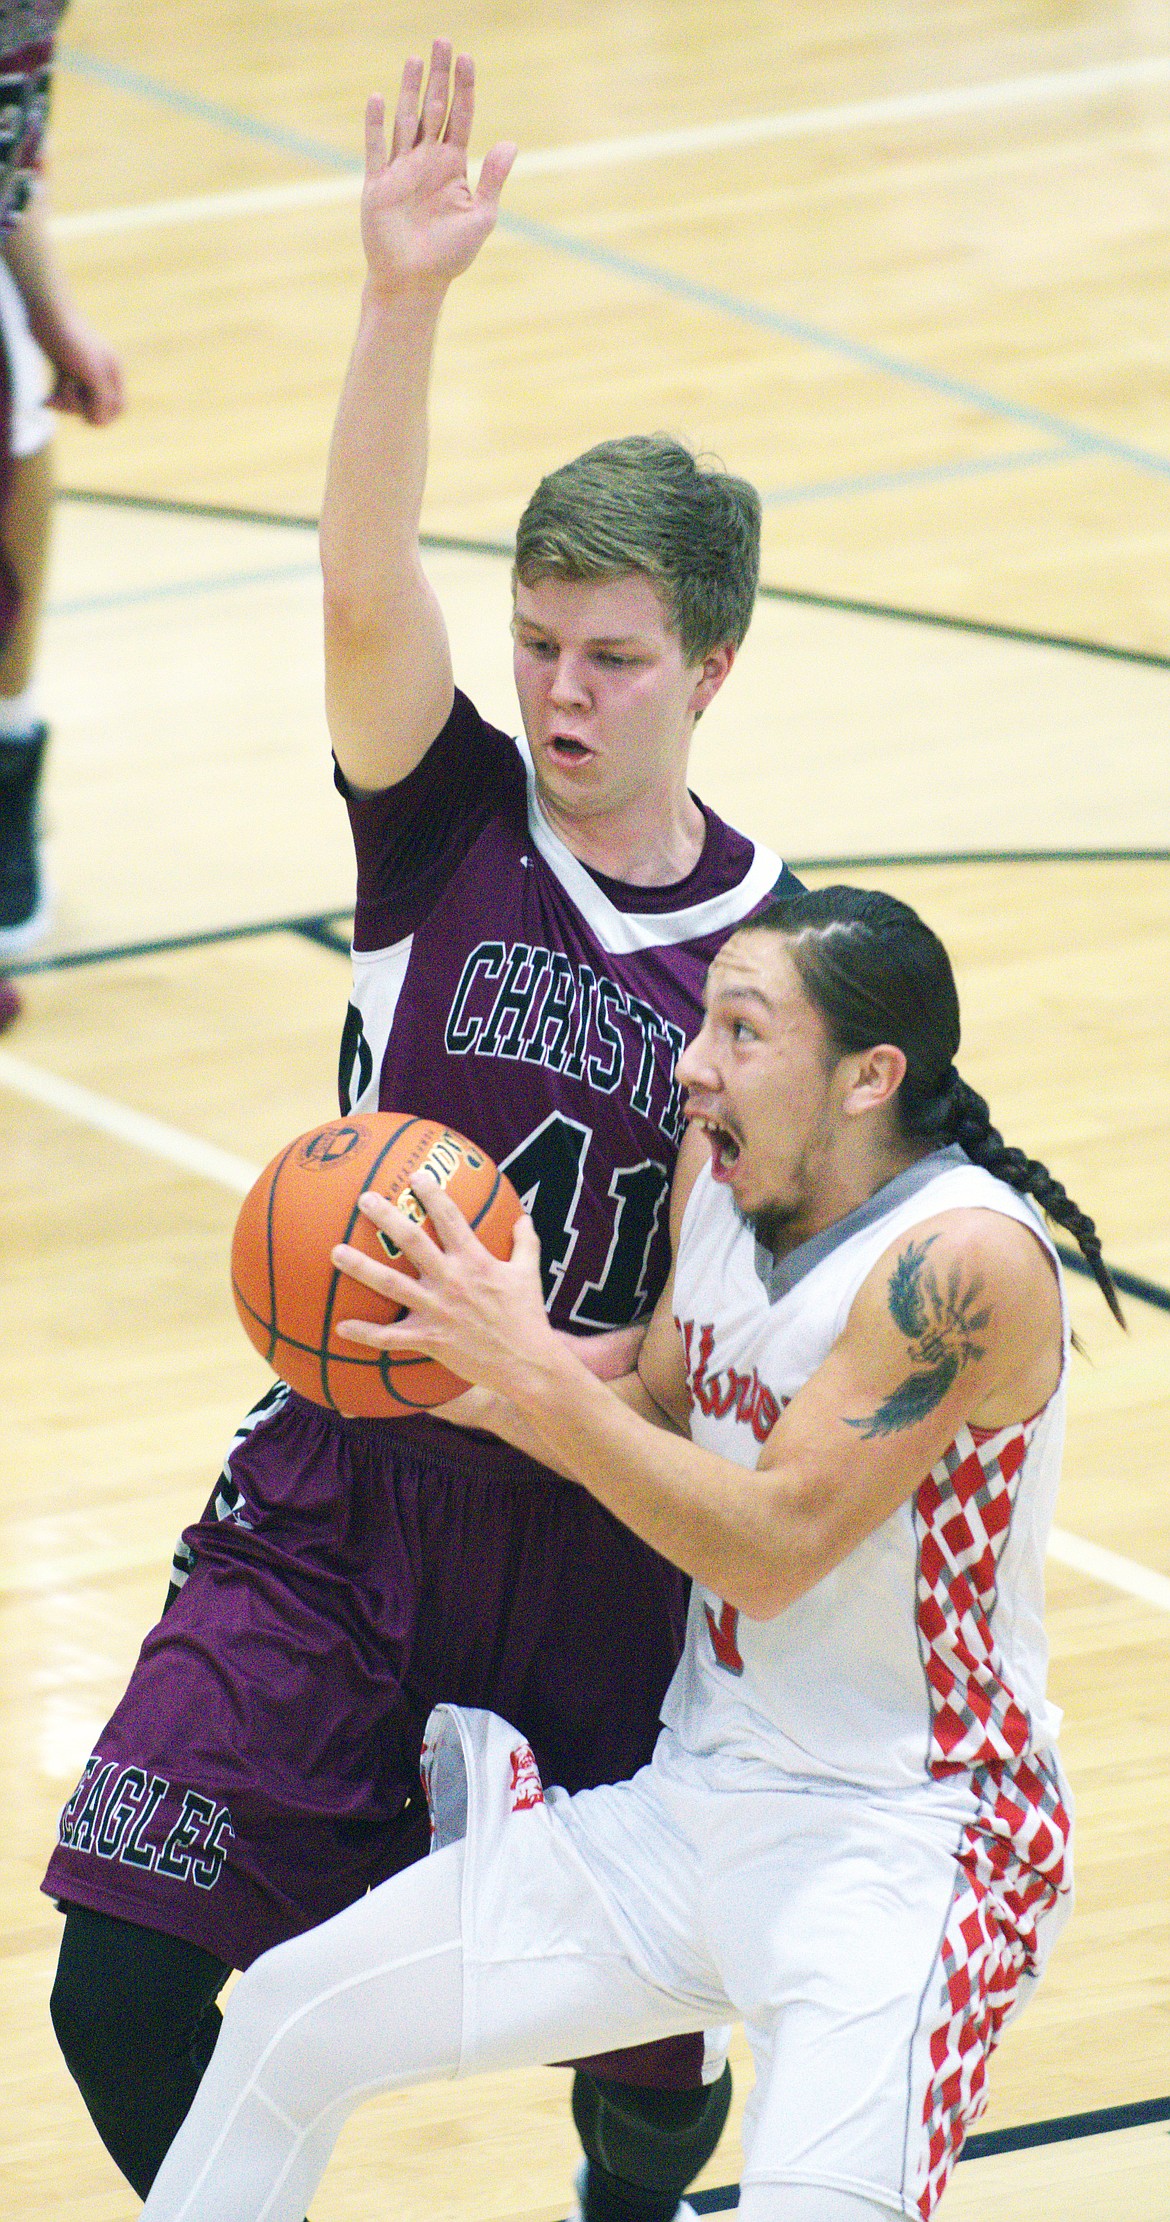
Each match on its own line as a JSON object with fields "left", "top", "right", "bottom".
{"left": 0, "top": 443, "right": 53, "bottom": 985}
{"left": 0, "top": 441, "right": 52, "bottom": 698}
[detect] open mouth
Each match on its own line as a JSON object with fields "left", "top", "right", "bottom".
{"left": 546, "top": 734, "right": 593, "bottom": 765}
{"left": 692, "top": 1114, "right": 742, "bottom": 1179}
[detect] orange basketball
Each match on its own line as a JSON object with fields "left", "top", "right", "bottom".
{"left": 230, "top": 1113, "right": 523, "bottom": 1417}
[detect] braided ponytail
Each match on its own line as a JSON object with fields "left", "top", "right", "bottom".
{"left": 916, "top": 1070, "right": 1125, "bottom": 1327}
{"left": 748, "top": 884, "right": 1125, "bottom": 1329}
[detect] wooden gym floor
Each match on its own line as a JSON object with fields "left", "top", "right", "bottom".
{"left": 2, "top": 4, "right": 1169, "bottom": 2216}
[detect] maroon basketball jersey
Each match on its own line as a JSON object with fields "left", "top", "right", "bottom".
{"left": 339, "top": 688, "right": 796, "bottom": 1333}
{"left": 0, "top": 0, "right": 60, "bottom": 231}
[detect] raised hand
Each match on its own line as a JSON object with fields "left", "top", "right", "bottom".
{"left": 361, "top": 40, "right": 517, "bottom": 299}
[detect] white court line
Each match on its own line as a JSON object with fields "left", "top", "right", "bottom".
{"left": 0, "top": 1047, "right": 260, "bottom": 1193}
{"left": 49, "top": 53, "right": 1170, "bottom": 241}
{"left": 4, "top": 1044, "right": 1169, "bottom": 1613}
{"left": 1047, "top": 1527, "right": 1170, "bottom": 1614}
{"left": 51, "top": 174, "right": 361, "bottom": 237}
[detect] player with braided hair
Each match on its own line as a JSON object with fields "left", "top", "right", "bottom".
{"left": 765, "top": 884, "right": 1124, "bottom": 1327}
{"left": 932, "top": 1073, "right": 1123, "bottom": 1324}
{"left": 136, "top": 883, "right": 1112, "bottom": 2222}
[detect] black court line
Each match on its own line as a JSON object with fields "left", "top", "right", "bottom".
{"left": 7, "top": 911, "right": 356, "bottom": 974}
{"left": 9, "top": 901, "right": 1170, "bottom": 1318}
{"left": 1055, "top": 1244, "right": 1170, "bottom": 1315}
{"left": 12, "top": 838, "right": 1170, "bottom": 980}
{"left": 753, "top": 579, "right": 1170, "bottom": 671}
{"left": 55, "top": 487, "right": 1170, "bottom": 671}
{"left": 57, "top": 485, "right": 511, "bottom": 563}
{"left": 686, "top": 2092, "right": 1170, "bottom": 2207}
{"left": 293, "top": 915, "right": 356, "bottom": 957}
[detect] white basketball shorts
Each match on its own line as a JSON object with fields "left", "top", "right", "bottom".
{"left": 0, "top": 260, "right": 51, "bottom": 458}
{"left": 431, "top": 1708, "right": 1071, "bottom": 2219}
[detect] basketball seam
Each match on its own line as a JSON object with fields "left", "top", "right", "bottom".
{"left": 311, "top": 1114, "right": 419, "bottom": 1406}
{"left": 240, "top": 1121, "right": 515, "bottom": 1417}
{"left": 319, "top": 1117, "right": 449, "bottom": 1410}
{"left": 263, "top": 1137, "right": 303, "bottom": 1366}
{"left": 230, "top": 1278, "right": 432, "bottom": 1371}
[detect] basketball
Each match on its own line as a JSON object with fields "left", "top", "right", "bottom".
{"left": 230, "top": 1112, "right": 523, "bottom": 1417}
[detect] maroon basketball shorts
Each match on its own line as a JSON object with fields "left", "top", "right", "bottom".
{"left": 44, "top": 1390, "right": 687, "bottom": 1975}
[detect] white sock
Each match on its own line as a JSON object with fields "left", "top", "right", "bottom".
{"left": 0, "top": 688, "right": 40, "bottom": 738}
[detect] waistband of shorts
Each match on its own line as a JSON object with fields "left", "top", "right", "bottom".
{"left": 288, "top": 1392, "right": 579, "bottom": 1497}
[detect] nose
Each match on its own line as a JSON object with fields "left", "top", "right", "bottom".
{"left": 676, "top": 1018, "right": 719, "bottom": 1094}
{"left": 548, "top": 651, "right": 589, "bottom": 709}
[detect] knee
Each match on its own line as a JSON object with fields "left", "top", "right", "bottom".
{"left": 573, "top": 2063, "right": 733, "bottom": 2201}
{"left": 50, "top": 1905, "right": 227, "bottom": 2086}
{"left": 215, "top": 1941, "right": 334, "bottom": 2116}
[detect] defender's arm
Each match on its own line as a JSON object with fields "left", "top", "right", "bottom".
{"left": 321, "top": 44, "right": 514, "bottom": 793}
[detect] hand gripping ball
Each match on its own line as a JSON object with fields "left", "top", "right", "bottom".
{"left": 231, "top": 1112, "right": 522, "bottom": 1417}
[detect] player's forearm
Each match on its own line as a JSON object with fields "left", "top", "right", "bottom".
{"left": 513, "top": 1352, "right": 814, "bottom": 1616}
{"left": 465, "top": 1364, "right": 684, "bottom": 1478}
{"left": 320, "top": 284, "right": 454, "bottom": 785}
{"left": 2, "top": 188, "right": 75, "bottom": 355}
{"left": 320, "top": 284, "right": 440, "bottom": 608}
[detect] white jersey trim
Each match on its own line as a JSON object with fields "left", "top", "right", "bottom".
{"left": 515, "top": 732, "right": 784, "bottom": 954}
{"left": 347, "top": 931, "right": 414, "bottom": 1113}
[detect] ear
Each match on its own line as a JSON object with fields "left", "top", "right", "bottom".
{"left": 841, "top": 1043, "right": 907, "bottom": 1118}
{"left": 687, "top": 641, "right": 736, "bottom": 720}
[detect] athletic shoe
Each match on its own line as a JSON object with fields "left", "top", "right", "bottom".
{"left": 0, "top": 973, "right": 19, "bottom": 1031}
{"left": 0, "top": 723, "right": 50, "bottom": 959}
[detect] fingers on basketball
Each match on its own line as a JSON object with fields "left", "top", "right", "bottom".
{"left": 231, "top": 1113, "right": 521, "bottom": 1417}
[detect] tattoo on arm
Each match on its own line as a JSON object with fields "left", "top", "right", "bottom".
{"left": 846, "top": 1235, "right": 991, "bottom": 1439}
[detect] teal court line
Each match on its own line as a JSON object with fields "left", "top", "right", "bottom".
{"left": 47, "top": 562, "right": 322, "bottom": 618}
{"left": 58, "top": 44, "right": 363, "bottom": 168}
{"left": 57, "top": 46, "right": 1170, "bottom": 484}
{"left": 761, "top": 443, "right": 1079, "bottom": 505}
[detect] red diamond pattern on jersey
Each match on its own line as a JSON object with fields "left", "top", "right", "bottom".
{"left": 914, "top": 1420, "right": 1039, "bottom": 1773}
{"left": 915, "top": 1753, "right": 1070, "bottom": 2216}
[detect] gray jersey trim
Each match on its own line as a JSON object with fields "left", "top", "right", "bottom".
{"left": 752, "top": 1145, "right": 971, "bottom": 1301}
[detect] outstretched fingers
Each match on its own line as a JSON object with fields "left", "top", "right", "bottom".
{"left": 387, "top": 57, "right": 422, "bottom": 162}
{"left": 443, "top": 50, "right": 476, "bottom": 148}
{"left": 365, "top": 91, "right": 389, "bottom": 176}
{"left": 476, "top": 137, "right": 518, "bottom": 214}
{"left": 418, "top": 37, "right": 454, "bottom": 143}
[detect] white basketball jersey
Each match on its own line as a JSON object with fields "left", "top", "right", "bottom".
{"left": 661, "top": 1147, "right": 1068, "bottom": 1795}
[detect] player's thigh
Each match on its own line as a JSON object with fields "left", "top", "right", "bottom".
{"left": 44, "top": 1391, "right": 429, "bottom": 1963}
{"left": 234, "top": 1830, "right": 702, "bottom": 2111}
{"left": 434, "top": 1708, "right": 724, "bottom": 2075}
{"left": 710, "top": 1794, "right": 970, "bottom": 2217}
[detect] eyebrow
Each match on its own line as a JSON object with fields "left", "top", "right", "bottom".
{"left": 511, "top": 618, "right": 650, "bottom": 649}
{"left": 704, "top": 982, "right": 775, "bottom": 1014}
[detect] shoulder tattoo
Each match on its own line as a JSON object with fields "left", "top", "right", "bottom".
{"left": 846, "top": 1233, "right": 991, "bottom": 1439}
